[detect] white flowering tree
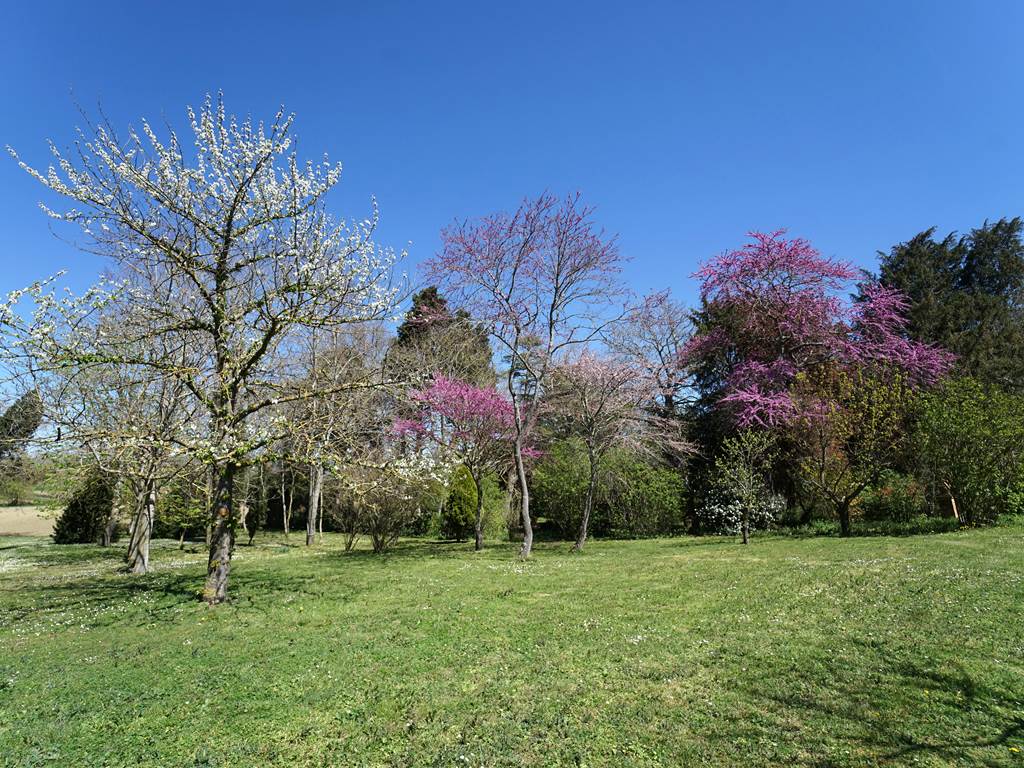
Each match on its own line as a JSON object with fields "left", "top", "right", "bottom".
{"left": 42, "top": 307, "right": 199, "bottom": 572}
{"left": 8, "top": 95, "right": 402, "bottom": 602}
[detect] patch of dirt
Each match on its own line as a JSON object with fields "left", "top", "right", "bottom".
{"left": 0, "top": 506, "right": 54, "bottom": 536}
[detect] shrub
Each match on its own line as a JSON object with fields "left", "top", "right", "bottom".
{"left": 531, "top": 439, "right": 685, "bottom": 539}
{"left": 696, "top": 494, "right": 784, "bottom": 536}
{"left": 52, "top": 470, "right": 114, "bottom": 544}
{"left": 153, "top": 473, "right": 207, "bottom": 541}
{"left": 530, "top": 439, "right": 589, "bottom": 538}
{"left": 914, "top": 377, "right": 1024, "bottom": 525}
{"left": 860, "top": 472, "right": 926, "bottom": 522}
{"left": 440, "top": 465, "right": 477, "bottom": 541}
{"left": 596, "top": 454, "right": 686, "bottom": 537}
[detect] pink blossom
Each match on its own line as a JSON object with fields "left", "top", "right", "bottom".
{"left": 408, "top": 374, "right": 521, "bottom": 475}
{"left": 685, "top": 231, "right": 954, "bottom": 425}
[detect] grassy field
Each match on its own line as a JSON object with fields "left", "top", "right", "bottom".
{"left": 1, "top": 524, "right": 1022, "bottom": 767}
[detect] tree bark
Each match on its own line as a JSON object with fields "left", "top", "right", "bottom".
{"left": 317, "top": 484, "right": 324, "bottom": 542}
{"left": 101, "top": 478, "right": 123, "bottom": 547}
{"left": 203, "top": 464, "right": 236, "bottom": 605}
{"left": 126, "top": 480, "right": 156, "bottom": 574}
{"left": 280, "top": 469, "right": 294, "bottom": 536}
{"left": 204, "top": 468, "right": 214, "bottom": 548}
{"left": 838, "top": 501, "right": 852, "bottom": 537}
{"left": 741, "top": 508, "right": 750, "bottom": 545}
{"left": 306, "top": 463, "right": 324, "bottom": 546}
{"left": 514, "top": 441, "right": 533, "bottom": 558}
{"left": 472, "top": 472, "right": 485, "bottom": 551}
{"left": 574, "top": 453, "right": 597, "bottom": 552}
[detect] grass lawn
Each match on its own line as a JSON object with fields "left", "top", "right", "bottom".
{"left": 1, "top": 523, "right": 1022, "bottom": 767}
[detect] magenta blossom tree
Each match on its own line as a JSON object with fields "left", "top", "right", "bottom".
{"left": 426, "top": 193, "right": 627, "bottom": 557}
{"left": 684, "top": 230, "right": 952, "bottom": 427}
{"left": 399, "top": 374, "right": 518, "bottom": 550}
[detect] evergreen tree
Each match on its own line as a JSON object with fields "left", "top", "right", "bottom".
{"left": 878, "top": 218, "right": 1024, "bottom": 389}
{"left": 52, "top": 469, "right": 114, "bottom": 544}
{"left": 0, "top": 390, "right": 43, "bottom": 461}
{"left": 391, "top": 287, "right": 493, "bottom": 385}
{"left": 439, "top": 465, "right": 478, "bottom": 542}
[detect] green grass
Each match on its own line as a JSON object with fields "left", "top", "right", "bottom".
{"left": 1, "top": 524, "right": 1023, "bottom": 767}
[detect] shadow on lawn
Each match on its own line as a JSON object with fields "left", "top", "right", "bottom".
{"left": 5, "top": 537, "right": 476, "bottom": 628}
{"left": 742, "top": 638, "right": 1023, "bottom": 766}
{"left": 330, "top": 537, "right": 527, "bottom": 563}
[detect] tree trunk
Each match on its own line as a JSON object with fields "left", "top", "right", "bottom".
{"left": 503, "top": 466, "right": 518, "bottom": 541}
{"left": 204, "top": 468, "right": 214, "bottom": 548}
{"left": 178, "top": 528, "right": 186, "bottom": 550}
{"left": 574, "top": 453, "right": 597, "bottom": 552}
{"left": 102, "top": 514, "right": 118, "bottom": 548}
{"left": 281, "top": 470, "right": 294, "bottom": 537}
{"left": 306, "top": 463, "right": 324, "bottom": 546}
{"left": 472, "top": 472, "right": 485, "bottom": 551}
{"left": 838, "top": 501, "right": 852, "bottom": 537}
{"left": 203, "top": 464, "right": 236, "bottom": 605}
{"left": 318, "top": 484, "right": 324, "bottom": 543}
{"left": 238, "top": 502, "right": 250, "bottom": 544}
{"left": 126, "top": 480, "right": 156, "bottom": 574}
{"left": 740, "top": 507, "right": 750, "bottom": 545}
{"left": 101, "top": 478, "right": 122, "bottom": 547}
{"left": 514, "top": 441, "right": 533, "bottom": 558}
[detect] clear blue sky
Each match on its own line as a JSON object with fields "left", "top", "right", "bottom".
{"left": 2, "top": 1, "right": 1022, "bottom": 306}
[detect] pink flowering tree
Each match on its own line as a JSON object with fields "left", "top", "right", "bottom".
{"left": 684, "top": 230, "right": 952, "bottom": 428}
{"left": 547, "top": 352, "right": 649, "bottom": 550}
{"left": 608, "top": 289, "right": 694, "bottom": 467}
{"left": 426, "top": 193, "right": 627, "bottom": 557}
{"left": 398, "top": 375, "right": 517, "bottom": 550}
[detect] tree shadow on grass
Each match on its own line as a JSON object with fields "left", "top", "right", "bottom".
{"left": 331, "top": 537, "right": 524, "bottom": 564}
{"left": 736, "top": 637, "right": 1023, "bottom": 767}
{"left": 775, "top": 518, "right": 964, "bottom": 539}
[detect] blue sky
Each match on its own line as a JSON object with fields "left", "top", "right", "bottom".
{"left": 2, "top": 1, "right": 1022, "bottom": 306}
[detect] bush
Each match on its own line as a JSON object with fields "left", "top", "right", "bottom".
{"left": 531, "top": 439, "right": 685, "bottom": 539}
{"left": 596, "top": 454, "right": 686, "bottom": 537}
{"left": 52, "top": 470, "right": 114, "bottom": 544}
{"left": 153, "top": 472, "right": 207, "bottom": 541}
{"left": 530, "top": 439, "right": 589, "bottom": 538}
{"left": 696, "top": 494, "right": 784, "bottom": 536}
{"left": 914, "top": 377, "right": 1024, "bottom": 525}
{"left": 440, "top": 466, "right": 477, "bottom": 541}
{"left": 860, "top": 472, "right": 926, "bottom": 522}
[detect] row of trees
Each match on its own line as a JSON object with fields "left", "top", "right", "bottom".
{"left": 2, "top": 96, "right": 1023, "bottom": 605}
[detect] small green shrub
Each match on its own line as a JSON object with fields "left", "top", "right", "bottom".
{"left": 532, "top": 439, "right": 685, "bottom": 539}
{"left": 52, "top": 470, "right": 114, "bottom": 544}
{"left": 439, "top": 466, "right": 477, "bottom": 541}
{"left": 860, "top": 472, "right": 926, "bottom": 522}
